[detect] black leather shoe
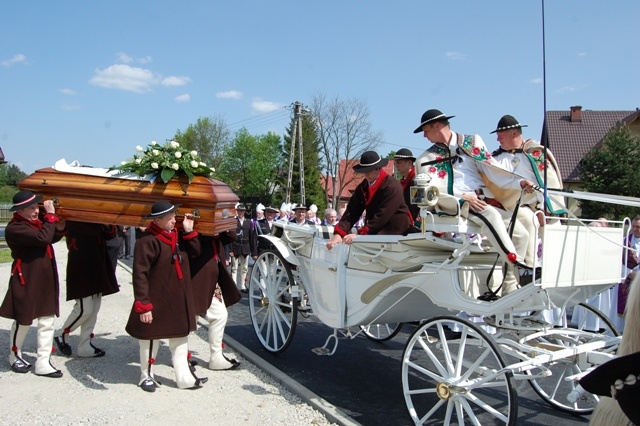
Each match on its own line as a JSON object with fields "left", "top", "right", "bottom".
{"left": 54, "top": 336, "right": 72, "bottom": 356}
{"left": 10, "top": 359, "right": 31, "bottom": 374}
{"left": 36, "top": 370, "right": 63, "bottom": 378}
{"left": 140, "top": 378, "right": 156, "bottom": 392}
{"left": 90, "top": 343, "right": 106, "bottom": 358}
{"left": 241, "top": 288, "right": 249, "bottom": 293}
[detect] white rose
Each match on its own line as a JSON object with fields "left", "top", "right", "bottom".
{"left": 171, "top": 163, "right": 180, "bottom": 170}
{"left": 136, "top": 145, "right": 143, "bottom": 152}
{"left": 135, "top": 158, "right": 141, "bottom": 164}
{"left": 199, "top": 162, "right": 206, "bottom": 166}
{"left": 170, "top": 141, "right": 180, "bottom": 148}
{"left": 190, "top": 160, "right": 199, "bottom": 168}
{"left": 209, "top": 167, "right": 215, "bottom": 172}
{"left": 151, "top": 141, "right": 158, "bottom": 146}
{"left": 190, "top": 150, "right": 198, "bottom": 157}
{"left": 151, "top": 162, "right": 159, "bottom": 169}
{"left": 174, "top": 151, "right": 182, "bottom": 159}
{"left": 121, "top": 161, "right": 127, "bottom": 165}
{"left": 152, "top": 149, "right": 160, "bottom": 156}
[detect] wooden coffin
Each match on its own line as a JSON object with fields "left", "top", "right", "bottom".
{"left": 18, "top": 167, "right": 239, "bottom": 236}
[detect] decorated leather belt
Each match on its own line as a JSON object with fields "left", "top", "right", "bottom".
{"left": 484, "top": 197, "right": 505, "bottom": 210}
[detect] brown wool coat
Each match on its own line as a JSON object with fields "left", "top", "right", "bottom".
{"left": 65, "top": 221, "right": 120, "bottom": 300}
{"left": 125, "top": 231, "right": 198, "bottom": 340}
{"left": 335, "top": 173, "right": 412, "bottom": 236}
{"left": 187, "top": 232, "right": 236, "bottom": 315}
{"left": 0, "top": 216, "right": 64, "bottom": 324}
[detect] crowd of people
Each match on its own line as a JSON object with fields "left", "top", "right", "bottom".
{"left": 2, "top": 107, "right": 638, "bottom": 417}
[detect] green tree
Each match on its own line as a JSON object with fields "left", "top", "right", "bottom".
{"left": 173, "top": 115, "right": 230, "bottom": 172}
{"left": 279, "top": 108, "right": 324, "bottom": 209}
{"left": 217, "top": 128, "right": 284, "bottom": 206}
{"left": 0, "top": 163, "right": 27, "bottom": 202}
{"left": 579, "top": 125, "right": 640, "bottom": 220}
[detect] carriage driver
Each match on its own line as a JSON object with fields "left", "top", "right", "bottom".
{"left": 326, "top": 151, "right": 413, "bottom": 249}
{"left": 413, "top": 109, "right": 537, "bottom": 294}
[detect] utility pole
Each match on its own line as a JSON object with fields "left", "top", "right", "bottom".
{"left": 285, "top": 101, "right": 306, "bottom": 205}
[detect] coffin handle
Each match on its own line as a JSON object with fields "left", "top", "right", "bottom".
{"left": 52, "top": 196, "right": 59, "bottom": 206}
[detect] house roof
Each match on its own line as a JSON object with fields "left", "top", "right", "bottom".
{"left": 323, "top": 158, "right": 395, "bottom": 203}
{"left": 546, "top": 108, "right": 639, "bottom": 183}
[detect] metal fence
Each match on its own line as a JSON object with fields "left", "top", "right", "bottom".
{"left": 0, "top": 203, "right": 10, "bottom": 223}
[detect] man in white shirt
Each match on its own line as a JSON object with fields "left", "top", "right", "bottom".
{"left": 414, "top": 109, "right": 534, "bottom": 293}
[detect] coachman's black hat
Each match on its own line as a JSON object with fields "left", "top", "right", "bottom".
{"left": 353, "top": 151, "right": 389, "bottom": 173}
{"left": 144, "top": 200, "right": 181, "bottom": 219}
{"left": 579, "top": 351, "right": 640, "bottom": 425}
{"left": 264, "top": 206, "right": 278, "bottom": 213}
{"left": 236, "top": 203, "right": 247, "bottom": 211}
{"left": 10, "top": 190, "right": 42, "bottom": 212}
{"left": 292, "top": 203, "right": 307, "bottom": 211}
{"left": 413, "top": 109, "right": 455, "bottom": 133}
{"left": 490, "top": 115, "right": 528, "bottom": 134}
{"left": 393, "top": 148, "right": 416, "bottom": 161}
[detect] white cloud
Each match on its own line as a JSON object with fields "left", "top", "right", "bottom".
{"left": 216, "top": 90, "right": 243, "bottom": 100}
{"left": 445, "top": 51, "right": 468, "bottom": 60}
{"left": 530, "top": 78, "right": 542, "bottom": 84}
{"left": 556, "top": 84, "right": 587, "bottom": 94}
{"left": 577, "top": 52, "right": 587, "bottom": 57}
{"left": 251, "top": 98, "right": 284, "bottom": 114}
{"left": 89, "top": 64, "right": 160, "bottom": 93}
{"left": 2, "top": 54, "right": 27, "bottom": 67}
{"left": 60, "top": 101, "right": 82, "bottom": 111}
{"left": 162, "top": 76, "right": 191, "bottom": 87}
{"left": 138, "top": 55, "right": 152, "bottom": 64}
{"left": 59, "top": 88, "right": 78, "bottom": 96}
{"left": 117, "top": 52, "right": 133, "bottom": 63}
{"left": 175, "top": 94, "right": 190, "bottom": 103}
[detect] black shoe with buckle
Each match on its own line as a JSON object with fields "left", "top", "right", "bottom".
{"left": 11, "top": 359, "right": 31, "bottom": 374}
{"left": 140, "top": 378, "right": 156, "bottom": 392}
{"left": 54, "top": 336, "right": 72, "bottom": 356}
{"left": 520, "top": 267, "right": 542, "bottom": 285}
{"left": 36, "top": 369, "right": 63, "bottom": 378}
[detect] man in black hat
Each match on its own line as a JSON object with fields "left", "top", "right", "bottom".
{"left": 290, "top": 204, "right": 315, "bottom": 226}
{"left": 229, "top": 204, "right": 257, "bottom": 293}
{"left": 326, "top": 151, "right": 412, "bottom": 250}
{"left": 483, "top": 114, "right": 566, "bottom": 273}
{"left": 0, "top": 190, "right": 66, "bottom": 378}
{"left": 125, "top": 200, "right": 207, "bottom": 392}
{"left": 393, "top": 148, "right": 420, "bottom": 224}
{"left": 413, "top": 109, "right": 533, "bottom": 293}
{"left": 255, "top": 206, "right": 278, "bottom": 253}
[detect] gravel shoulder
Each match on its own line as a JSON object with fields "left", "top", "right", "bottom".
{"left": 0, "top": 241, "right": 335, "bottom": 425}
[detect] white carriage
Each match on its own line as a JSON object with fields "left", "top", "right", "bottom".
{"left": 247, "top": 195, "right": 629, "bottom": 425}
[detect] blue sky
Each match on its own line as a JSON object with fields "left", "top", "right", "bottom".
{"left": 2, "top": 1, "right": 639, "bottom": 174}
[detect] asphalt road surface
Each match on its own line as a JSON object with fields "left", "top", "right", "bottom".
{"left": 224, "top": 294, "right": 592, "bottom": 426}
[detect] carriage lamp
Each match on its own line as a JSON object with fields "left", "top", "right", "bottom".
{"left": 410, "top": 174, "right": 439, "bottom": 208}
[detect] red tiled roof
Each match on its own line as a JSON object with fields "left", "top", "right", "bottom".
{"left": 546, "top": 108, "right": 638, "bottom": 183}
{"left": 322, "top": 159, "right": 395, "bottom": 206}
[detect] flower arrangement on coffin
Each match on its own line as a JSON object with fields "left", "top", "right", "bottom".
{"left": 109, "top": 140, "right": 215, "bottom": 184}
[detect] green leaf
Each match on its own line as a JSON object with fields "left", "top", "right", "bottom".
{"left": 185, "top": 170, "right": 195, "bottom": 183}
{"left": 160, "top": 168, "right": 176, "bottom": 183}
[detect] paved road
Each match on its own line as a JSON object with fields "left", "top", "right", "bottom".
{"left": 223, "top": 294, "right": 592, "bottom": 426}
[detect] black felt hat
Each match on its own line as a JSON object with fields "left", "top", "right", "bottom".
{"left": 413, "top": 109, "right": 455, "bottom": 133}
{"left": 292, "top": 203, "right": 307, "bottom": 211}
{"left": 10, "top": 190, "right": 42, "bottom": 212}
{"left": 579, "top": 351, "right": 640, "bottom": 425}
{"left": 353, "top": 151, "right": 389, "bottom": 173}
{"left": 393, "top": 148, "right": 416, "bottom": 161}
{"left": 264, "top": 206, "right": 278, "bottom": 213}
{"left": 144, "top": 200, "right": 181, "bottom": 219}
{"left": 490, "top": 115, "right": 528, "bottom": 134}
{"left": 236, "top": 203, "right": 247, "bottom": 211}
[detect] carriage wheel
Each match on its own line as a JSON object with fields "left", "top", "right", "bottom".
{"left": 360, "top": 323, "right": 403, "bottom": 342}
{"left": 248, "top": 249, "right": 298, "bottom": 353}
{"left": 526, "top": 302, "right": 620, "bottom": 414}
{"left": 402, "top": 316, "right": 517, "bottom": 425}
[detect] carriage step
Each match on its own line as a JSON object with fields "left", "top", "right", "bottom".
{"left": 311, "top": 347, "right": 332, "bottom": 355}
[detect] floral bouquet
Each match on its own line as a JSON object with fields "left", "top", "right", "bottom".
{"left": 109, "top": 140, "right": 215, "bottom": 184}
